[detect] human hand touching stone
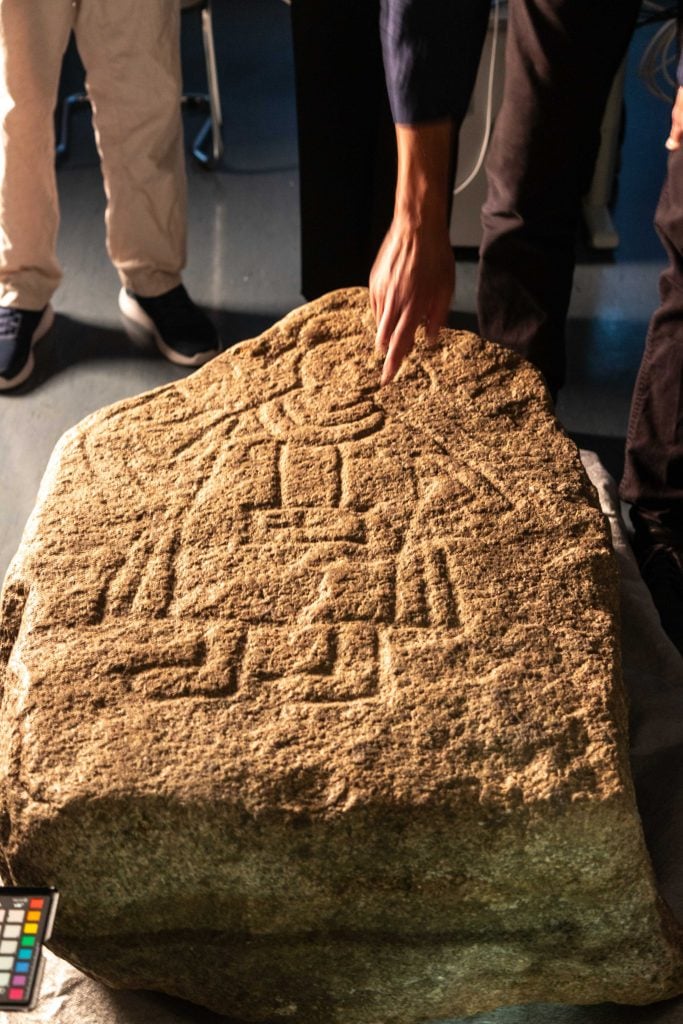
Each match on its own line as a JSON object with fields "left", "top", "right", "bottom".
{"left": 370, "top": 121, "right": 455, "bottom": 385}
{"left": 370, "top": 209, "right": 454, "bottom": 386}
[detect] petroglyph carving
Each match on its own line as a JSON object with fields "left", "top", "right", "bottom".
{"left": 2, "top": 288, "right": 682, "bottom": 1022}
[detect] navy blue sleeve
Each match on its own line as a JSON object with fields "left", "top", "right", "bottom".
{"left": 380, "top": 0, "right": 490, "bottom": 125}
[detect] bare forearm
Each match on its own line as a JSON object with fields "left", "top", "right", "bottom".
{"left": 394, "top": 120, "right": 453, "bottom": 227}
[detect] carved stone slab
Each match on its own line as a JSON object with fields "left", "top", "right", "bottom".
{"left": 1, "top": 288, "right": 682, "bottom": 1021}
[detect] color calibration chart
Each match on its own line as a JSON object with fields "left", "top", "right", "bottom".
{"left": 0, "top": 889, "right": 58, "bottom": 1011}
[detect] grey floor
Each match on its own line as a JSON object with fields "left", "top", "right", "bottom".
{"left": 0, "top": 5, "right": 681, "bottom": 1023}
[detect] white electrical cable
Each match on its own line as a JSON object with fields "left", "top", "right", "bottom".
{"left": 453, "top": 0, "right": 501, "bottom": 196}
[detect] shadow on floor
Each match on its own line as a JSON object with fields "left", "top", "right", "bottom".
{"left": 3, "top": 309, "right": 280, "bottom": 396}
{"left": 209, "top": 307, "right": 280, "bottom": 348}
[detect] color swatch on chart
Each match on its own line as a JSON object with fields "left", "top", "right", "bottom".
{"left": 0, "top": 888, "right": 58, "bottom": 1011}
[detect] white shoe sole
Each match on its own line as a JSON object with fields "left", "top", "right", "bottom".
{"left": 118, "top": 288, "right": 219, "bottom": 367}
{"left": 0, "top": 304, "right": 55, "bottom": 392}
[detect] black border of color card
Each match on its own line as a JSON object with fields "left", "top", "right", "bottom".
{"left": 0, "top": 888, "right": 59, "bottom": 1011}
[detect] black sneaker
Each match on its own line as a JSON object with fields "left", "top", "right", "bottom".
{"left": 0, "top": 305, "right": 54, "bottom": 392}
{"left": 118, "top": 285, "right": 220, "bottom": 367}
{"left": 631, "top": 506, "right": 683, "bottom": 656}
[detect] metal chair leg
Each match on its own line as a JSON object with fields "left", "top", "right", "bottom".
{"left": 55, "top": 92, "right": 90, "bottom": 164}
{"left": 193, "top": 0, "right": 224, "bottom": 169}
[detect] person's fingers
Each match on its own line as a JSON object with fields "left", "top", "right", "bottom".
{"left": 380, "top": 304, "right": 422, "bottom": 386}
{"left": 424, "top": 320, "right": 441, "bottom": 349}
{"left": 375, "top": 290, "right": 401, "bottom": 358}
{"left": 380, "top": 341, "right": 404, "bottom": 387}
{"left": 369, "top": 267, "right": 381, "bottom": 323}
{"left": 369, "top": 232, "right": 393, "bottom": 326}
{"left": 370, "top": 285, "right": 382, "bottom": 332}
{"left": 425, "top": 287, "right": 452, "bottom": 347}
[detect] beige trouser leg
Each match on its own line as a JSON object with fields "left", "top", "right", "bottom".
{"left": 0, "top": 0, "right": 187, "bottom": 308}
{"left": 75, "top": 0, "right": 187, "bottom": 297}
{"left": 0, "top": 0, "right": 74, "bottom": 309}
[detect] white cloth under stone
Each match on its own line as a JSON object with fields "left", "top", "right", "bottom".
{"left": 2, "top": 451, "right": 682, "bottom": 1024}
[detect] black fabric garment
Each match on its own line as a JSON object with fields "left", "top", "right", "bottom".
{"left": 290, "top": 0, "right": 397, "bottom": 300}
{"left": 379, "top": 0, "right": 489, "bottom": 124}
{"left": 476, "top": 0, "right": 640, "bottom": 396}
{"left": 621, "top": 143, "right": 683, "bottom": 516}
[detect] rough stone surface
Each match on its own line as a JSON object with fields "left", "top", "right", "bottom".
{"left": 1, "top": 288, "right": 682, "bottom": 1021}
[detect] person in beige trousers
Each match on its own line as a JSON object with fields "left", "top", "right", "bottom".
{"left": 0, "top": 0, "right": 219, "bottom": 391}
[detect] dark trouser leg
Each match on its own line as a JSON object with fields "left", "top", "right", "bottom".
{"left": 477, "top": 0, "right": 639, "bottom": 397}
{"left": 620, "top": 144, "right": 683, "bottom": 656}
{"left": 621, "top": 145, "right": 683, "bottom": 522}
{"left": 290, "top": 0, "right": 396, "bottom": 300}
